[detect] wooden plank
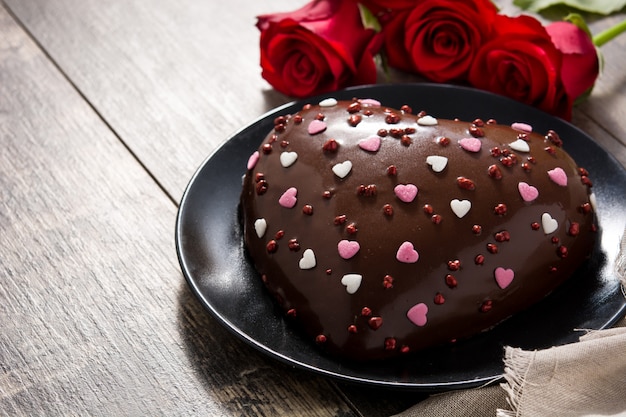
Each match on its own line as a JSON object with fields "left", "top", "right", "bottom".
{"left": 0, "top": 5, "right": 355, "bottom": 416}
{"left": 3, "top": 0, "right": 299, "bottom": 201}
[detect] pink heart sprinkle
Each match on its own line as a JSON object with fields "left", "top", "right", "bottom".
{"left": 247, "top": 151, "right": 259, "bottom": 170}
{"left": 511, "top": 122, "right": 532, "bottom": 133}
{"left": 518, "top": 182, "right": 539, "bottom": 202}
{"left": 458, "top": 138, "right": 482, "bottom": 153}
{"left": 358, "top": 136, "right": 381, "bottom": 152}
{"left": 338, "top": 240, "right": 360, "bottom": 259}
{"left": 359, "top": 98, "right": 381, "bottom": 107}
{"left": 396, "top": 241, "right": 419, "bottom": 263}
{"left": 278, "top": 187, "right": 297, "bottom": 208}
{"left": 495, "top": 267, "right": 514, "bottom": 289}
{"left": 407, "top": 303, "right": 428, "bottom": 327}
{"left": 394, "top": 184, "right": 418, "bottom": 203}
{"left": 548, "top": 167, "right": 568, "bottom": 187}
{"left": 307, "top": 120, "right": 327, "bottom": 135}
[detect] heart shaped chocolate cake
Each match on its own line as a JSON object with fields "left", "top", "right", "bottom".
{"left": 240, "top": 98, "right": 596, "bottom": 361}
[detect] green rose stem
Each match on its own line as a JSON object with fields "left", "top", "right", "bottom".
{"left": 593, "top": 19, "right": 626, "bottom": 47}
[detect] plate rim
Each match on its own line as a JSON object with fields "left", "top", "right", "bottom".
{"left": 176, "top": 82, "right": 626, "bottom": 391}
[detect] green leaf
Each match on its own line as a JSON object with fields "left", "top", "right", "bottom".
{"left": 514, "top": 0, "right": 626, "bottom": 15}
{"left": 358, "top": 4, "right": 381, "bottom": 32}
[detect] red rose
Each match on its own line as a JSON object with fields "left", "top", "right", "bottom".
{"left": 382, "top": 0, "right": 498, "bottom": 83}
{"left": 546, "top": 21, "right": 599, "bottom": 100}
{"left": 468, "top": 14, "right": 572, "bottom": 119}
{"left": 256, "top": 0, "right": 381, "bottom": 98}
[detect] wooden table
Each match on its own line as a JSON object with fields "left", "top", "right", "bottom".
{"left": 1, "top": 0, "right": 624, "bottom": 415}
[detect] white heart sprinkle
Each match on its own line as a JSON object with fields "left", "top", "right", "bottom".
{"left": 299, "top": 249, "right": 316, "bottom": 270}
{"left": 417, "top": 115, "right": 438, "bottom": 126}
{"left": 589, "top": 193, "right": 597, "bottom": 213}
{"left": 279, "top": 151, "right": 298, "bottom": 167}
{"left": 341, "top": 274, "right": 362, "bottom": 294}
{"left": 509, "top": 139, "right": 530, "bottom": 153}
{"left": 319, "top": 98, "right": 337, "bottom": 107}
{"left": 254, "top": 218, "right": 267, "bottom": 238}
{"left": 541, "top": 212, "right": 558, "bottom": 234}
{"left": 332, "top": 160, "right": 352, "bottom": 179}
{"left": 426, "top": 155, "right": 448, "bottom": 173}
{"left": 450, "top": 199, "right": 471, "bottom": 218}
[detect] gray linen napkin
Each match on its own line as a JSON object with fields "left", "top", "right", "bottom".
{"left": 395, "top": 228, "right": 626, "bottom": 417}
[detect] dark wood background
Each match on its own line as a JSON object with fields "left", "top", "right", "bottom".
{"left": 1, "top": 0, "right": 624, "bottom": 415}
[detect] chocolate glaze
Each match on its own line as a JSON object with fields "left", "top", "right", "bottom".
{"left": 240, "top": 99, "right": 596, "bottom": 361}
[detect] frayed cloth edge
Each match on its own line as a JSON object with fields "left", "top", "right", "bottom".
{"left": 496, "top": 347, "right": 536, "bottom": 417}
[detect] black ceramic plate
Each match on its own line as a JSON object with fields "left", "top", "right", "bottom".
{"left": 176, "top": 84, "right": 626, "bottom": 391}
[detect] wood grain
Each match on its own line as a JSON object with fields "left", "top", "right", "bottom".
{"left": 1, "top": 0, "right": 625, "bottom": 415}
{"left": 0, "top": 5, "right": 356, "bottom": 416}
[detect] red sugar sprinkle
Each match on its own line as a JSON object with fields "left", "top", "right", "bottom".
{"left": 431, "top": 214, "right": 443, "bottom": 224}
{"left": 472, "top": 224, "right": 483, "bottom": 235}
{"left": 521, "top": 162, "right": 532, "bottom": 171}
{"left": 347, "top": 102, "right": 361, "bottom": 113}
{"left": 390, "top": 128, "right": 403, "bottom": 138}
{"left": 580, "top": 203, "right": 592, "bottom": 214}
{"left": 280, "top": 140, "right": 289, "bottom": 148}
{"left": 438, "top": 137, "right": 451, "bottom": 146}
{"left": 256, "top": 180, "right": 268, "bottom": 195}
{"left": 400, "top": 345, "right": 410, "bottom": 354}
{"left": 377, "top": 129, "right": 388, "bottom": 137}
{"left": 434, "top": 293, "right": 445, "bottom": 305}
{"left": 361, "top": 307, "right": 372, "bottom": 316}
{"left": 545, "top": 146, "right": 556, "bottom": 155}
{"left": 531, "top": 222, "right": 541, "bottom": 230}
{"left": 472, "top": 118, "right": 485, "bottom": 127}
{"left": 293, "top": 114, "right": 303, "bottom": 124}
{"left": 302, "top": 205, "right": 313, "bottom": 215}
{"left": 401, "top": 135, "right": 412, "bottom": 146}
{"left": 322, "top": 190, "right": 332, "bottom": 199}
{"left": 384, "top": 337, "right": 397, "bottom": 350}
{"left": 346, "top": 223, "right": 358, "bottom": 234}
{"left": 348, "top": 324, "right": 358, "bottom": 333}
{"left": 568, "top": 222, "right": 580, "bottom": 236}
{"left": 315, "top": 335, "right": 327, "bottom": 344}
{"left": 445, "top": 274, "right": 458, "bottom": 288}
{"left": 266, "top": 240, "right": 278, "bottom": 253}
{"left": 262, "top": 143, "right": 272, "bottom": 154}
{"left": 385, "top": 113, "right": 400, "bottom": 124}
{"left": 287, "top": 308, "right": 296, "bottom": 317}
{"left": 383, "top": 275, "right": 394, "bottom": 289}
{"left": 334, "top": 215, "right": 347, "bottom": 225}
{"left": 315, "top": 112, "right": 325, "bottom": 121}
{"left": 348, "top": 114, "right": 362, "bottom": 127}
{"left": 490, "top": 147, "right": 501, "bottom": 157}
{"left": 469, "top": 125, "right": 484, "bottom": 137}
{"left": 487, "top": 243, "right": 498, "bottom": 254}
{"left": 480, "top": 300, "right": 493, "bottom": 313}
{"left": 494, "top": 231, "right": 510, "bottom": 242}
{"left": 581, "top": 176, "right": 593, "bottom": 187}
{"left": 326, "top": 269, "right": 332, "bottom": 275}
{"left": 494, "top": 203, "right": 507, "bottom": 216}
{"left": 475, "top": 254, "right": 485, "bottom": 265}
{"left": 488, "top": 164, "right": 503, "bottom": 179}
{"left": 401, "top": 105, "right": 413, "bottom": 114}
{"left": 552, "top": 236, "right": 560, "bottom": 244}
{"left": 549, "top": 266, "right": 558, "bottom": 273}
{"left": 457, "top": 177, "right": 476, "bottom": 190}
{"left": 288, "top": 239, "right": 300, "bottom": 251}
{"left": 387, "top": 165, "right": 398, "bottom": 176}
{"left": 487, "top": 119, "right": 498, "bottom": 125}
{"left": 274, "top": 230, "right": 284, "bottom": 240}
{"left": 368, "top": 317, "right": 383, "bottom": 330}
{"left": 448, "top": 260, "right": 461, "bottom": 271}
{"left": 578, "top": 167, "right": 589, "bottom": 176}
{"left": 255, "top": 173, "right": 265, "bottom": 182}
{"left": 423, "top": 204, "right": 434, "bottom": 215}
{"left": 557, "top": 246, "right": 568, "bottom": 258}
{"left": 383, "top": 204, "right": 394, "bottom": 216}
{"left": 322, "top": 139, "right": 339, "bottom": 153}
